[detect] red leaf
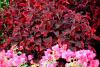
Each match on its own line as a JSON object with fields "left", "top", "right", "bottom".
{"left": 18, "top": 3, "right": 27, "bottom": 7}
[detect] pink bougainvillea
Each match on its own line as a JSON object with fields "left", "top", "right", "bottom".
{"left": 0, "top": 50, "right": 27, "bottom": 67}
{"left": 40, "top": 44, "right": 99, "bottom": 67}
{"left": 0, "top": 45, "right": 34, "bottom": 67}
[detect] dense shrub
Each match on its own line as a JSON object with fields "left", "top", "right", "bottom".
{"left": 0, "top": 0, "right": 100, "bottom": 66}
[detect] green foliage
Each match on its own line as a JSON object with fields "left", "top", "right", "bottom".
{"left": 20, "top": 63, "right": 29, "bottom": 67}
{"left": 0, "top": 0, "right": 9, "bottom": 9}
{"left": 0, "top": 31, "right": 5, "bottom": 44}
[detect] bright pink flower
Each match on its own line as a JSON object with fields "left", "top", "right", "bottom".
{"left": 44, "top": 49, "right": 52, "bottom": 55}
{"left": 89, "top": 60, "right": 99, "bottom": 67}
{"left": 40, "top": 44, "right": 99, "bottom": 67}
{"left": 62, "top": 49, "right": 75, "bottom": 61}
{"left": 28, "top": 55, "right": 33, "bottom": 60}
{"left": 6, "top": 50, "right": 14, "bottom": 58}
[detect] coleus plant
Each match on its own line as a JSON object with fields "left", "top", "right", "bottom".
{"left": 0, "top": 0, "right": 99, "bottom": 64}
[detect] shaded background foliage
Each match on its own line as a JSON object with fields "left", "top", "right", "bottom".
{"left": 0, "top": 0, "right": 9, "bottom": 9}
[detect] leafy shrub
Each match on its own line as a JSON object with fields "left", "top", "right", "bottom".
{"left": 0, "top": 0, "right": 100, "bottom": 65}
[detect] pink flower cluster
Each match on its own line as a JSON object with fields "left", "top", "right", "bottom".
{"left": 40, "top": 44, "right": 99, "bottom": 67}
{"left": 0, "top": 50, "right": 27, "bottom": 67}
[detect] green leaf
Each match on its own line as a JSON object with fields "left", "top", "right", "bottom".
{"left": 17, "top": 51, "right": 22, "bottom": 55}
{"left": 0, "top": 0, "right": 9, "bottom": 9}
{"left": 20, "top": 63, "right": 29, "bottom": 67}
{"left": 5, "top": 0, "right": 9, "bottom": 7}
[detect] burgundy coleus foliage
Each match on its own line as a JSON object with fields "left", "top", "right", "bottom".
{"left": 0, "top": 0, "right": 100, "bottom": 60}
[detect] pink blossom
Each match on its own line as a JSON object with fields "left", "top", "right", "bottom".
{"left": 89, "top": 60, "right": 99, "bottom": 67}
{"left": 6, "top": 50, "right": 14, "bottom": 58}
{"left": 28, "top": 55, "right": 33, "bottom": 60}
{"left": 40, "top": 44, "right": 99, "bottom": 67}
